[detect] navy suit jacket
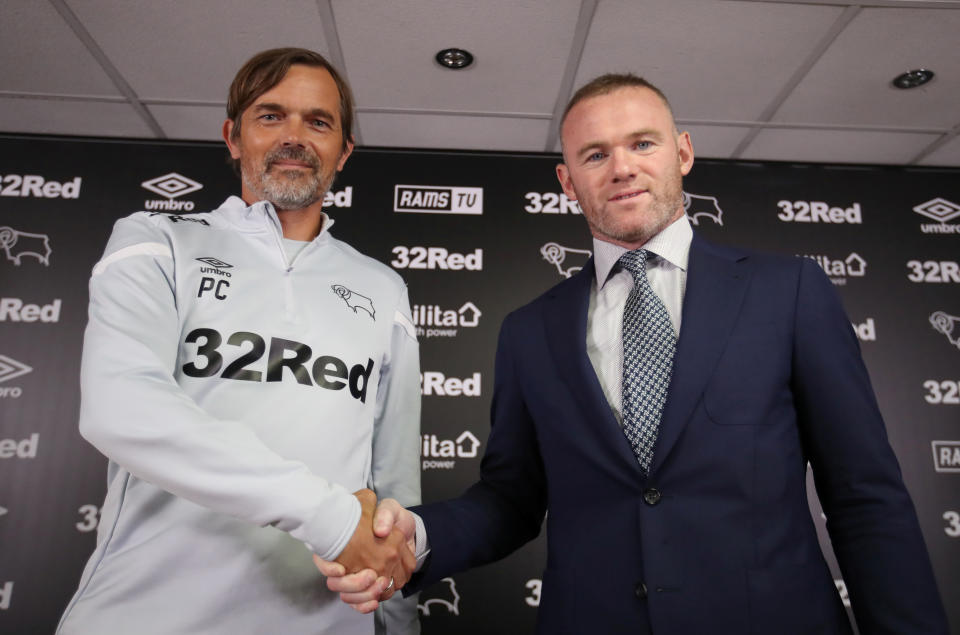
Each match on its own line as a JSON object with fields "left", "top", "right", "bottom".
{"left": 411, "top": 234, "right": 947, "bottom": 634}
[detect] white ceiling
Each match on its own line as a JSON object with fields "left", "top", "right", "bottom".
{"left": 2, "top": 0, "right": 959, "bottom": 166}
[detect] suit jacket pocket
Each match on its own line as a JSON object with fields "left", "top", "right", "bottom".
{"left": 703, "top": 326, "right": 792, "bottom": 425}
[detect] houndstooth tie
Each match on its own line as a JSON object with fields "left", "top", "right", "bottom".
{"left": 620, "top": 249, "right": 676, "bottom": 473}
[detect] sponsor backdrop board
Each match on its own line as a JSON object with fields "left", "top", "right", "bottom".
{"left": 0, "top": 133, "right": 958, "bottom": 634}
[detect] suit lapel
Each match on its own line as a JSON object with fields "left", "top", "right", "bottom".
{"left": 650, "top": 234, "right": 750, "bottom": 473}
{"left": 542, "top": 259, "right": 643, "bottom": 474}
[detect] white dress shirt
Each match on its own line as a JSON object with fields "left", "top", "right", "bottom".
{"left": 587, "top": 214, "right": 692, "bottom": 426}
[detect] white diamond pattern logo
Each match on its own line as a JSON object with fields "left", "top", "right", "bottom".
{"left": 142, "top": 173, "right": 203, "bottom": 199}
{"left": 0, "top": 355, "right": 32, "bottom": 384}
{"left": 913, "top": 197, "right": 960, "bottom": 223}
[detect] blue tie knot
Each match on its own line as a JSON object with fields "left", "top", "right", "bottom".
{"left": 619, "top": 249, "right": 650, "bottom": 283}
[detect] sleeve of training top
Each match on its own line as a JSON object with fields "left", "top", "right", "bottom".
{"left": 78, "top": 215, "right": 361, "bottom": 561}
{"left": 370, "top": 285, "right": 422, "bottom": 635}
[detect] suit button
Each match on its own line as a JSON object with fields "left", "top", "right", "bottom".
{"left": 643, "top": 488, "right": 661, "bottom": 505}
{"left": 635, "top": 582, "right": 648, "bottom": 599}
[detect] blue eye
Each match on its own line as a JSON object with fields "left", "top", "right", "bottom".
{"left": 587, "top": 152, "right": 605, "bottom": 162}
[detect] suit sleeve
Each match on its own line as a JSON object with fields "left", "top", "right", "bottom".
{"left": 791, "top": 258, "right": 948, "bottom": 633}
{"left": 408, "top": 312, "right": 548, "bottom": 590}
{"left": 79, "top": 215, "right": 361, "bottom": 561}
{"left": 370, "top": 284, "right": 422, "bottom": 635}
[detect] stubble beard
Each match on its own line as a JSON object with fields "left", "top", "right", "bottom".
{"left": 582, "top": 165, "right": 685, "bottom": 246}
{"left": 242, "top": 145, "right": 336, "bottom": 211}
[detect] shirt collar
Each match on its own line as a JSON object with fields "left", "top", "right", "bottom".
{"left": 221, "top": 195, "right": 335, "bottom": 239}
{"left": 593, "top": 213, "right": 693, "bottom": 288}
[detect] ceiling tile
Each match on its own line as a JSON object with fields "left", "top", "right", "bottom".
{"left": 774, "top": 7, "right": 960, "bottom": 128}
{"left": 0, "top": 97, "right": 153, "bottom": 138}
{"left": 742, "top": 128, "right": 941, "bottom": 165}
{"left": 916, "top": 134, "right": 960, "bottom": 167}
{"left": 681, "top": 124, "right": 753, "bottom": 160}
{"left": 0, "top": 2, "right": 119, "bottom": 95}
{"left": 358, "top": 112, "right": 550, "bottom": 152}
{"left": 67, "top": 0, "right": 332, "bottom": 102}
{"left": 575, "top": 0, "right": 844, "bottom": 121}
{"left": 149, "top": 104, "right": 227, "bottom": 141}
{"left": 333, "top": 0, "right": 581, "bottom": 112}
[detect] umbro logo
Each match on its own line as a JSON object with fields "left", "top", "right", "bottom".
{"left": 914, "top": 198, "right": 960, "bottom": 223}
{"left": 332, "top": 284, "right": 375, "bottom": 320}
{"left": 142, "top": 173, "right": 203, "bottom": 199}
{"left": 0, "top": 355, "right": 32, "bottom": 384}
{"left": 196, "top": 257, "right": 232, "bottom": 268}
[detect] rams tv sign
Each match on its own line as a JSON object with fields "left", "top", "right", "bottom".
{"left": 394, "top": 185, "right": 483, "bottom": 215}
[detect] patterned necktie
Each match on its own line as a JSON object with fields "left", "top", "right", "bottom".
{"left": 619, "top": 249, "right": 677, "bottom": 473}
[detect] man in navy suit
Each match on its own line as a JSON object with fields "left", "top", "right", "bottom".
{"left": 319, "top": 74, "right": 948, "bottom": 634}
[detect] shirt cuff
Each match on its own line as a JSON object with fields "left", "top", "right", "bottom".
{"left": 412, "top": 511, "right": 430, "bottom": 572}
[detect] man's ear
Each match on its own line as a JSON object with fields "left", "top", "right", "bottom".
{"left": 223, "top": 119, "right": 241, "bottom": 159}
{"left": 336, "top": 136, "right": 355, "bottom": 172}
{"left": 677, "top": 131, "right": 694, "bottom": 177}
{"left": 556, "top": 163, "right": 577, "bottom": 201}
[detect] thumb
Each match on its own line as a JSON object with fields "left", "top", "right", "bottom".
{"left": 373, "top": 500, "right": 399, "bottom": 538}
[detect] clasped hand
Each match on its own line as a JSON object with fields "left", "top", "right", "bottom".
{"left": 313, "top": 489, "right": 415, "bottom": 613}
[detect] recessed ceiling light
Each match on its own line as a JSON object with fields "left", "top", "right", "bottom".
{"left": 892, "top": 69, "right": 934, "bottom": 89}
{"left": 435, "top": 48, "right": 474, "bottom": 70}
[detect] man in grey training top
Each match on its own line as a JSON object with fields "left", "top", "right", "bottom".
{"left": 57, "top": 48, "right": 421, "bottom": 635}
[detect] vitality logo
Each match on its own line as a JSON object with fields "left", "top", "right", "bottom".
{"left": 801, "top": 252, "right": 867, "bottom": 285}
{"left": 412, "top": 301, "right": 481, "bottom": 338}
{"left": 394, "top": 185, "right": 483, "bottom": 215}
{"left": 422, "top": 431, "right": 482, "bottom": 470}
{"left": 541, "top": 242, "right": 592, "bottom": 279}
{"left": 913, "top": 198, "right": 960, "bottom": 235}
{"left": 0, "top": 226, "right": 51, "bottom": 266}
{"left": 142, "top": 172, "right": 203, "bottom": 212}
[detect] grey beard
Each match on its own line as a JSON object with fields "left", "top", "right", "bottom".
{"left": 256, "top": 169, "right": 326, "bottom": 211}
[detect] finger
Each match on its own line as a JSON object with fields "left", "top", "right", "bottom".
{"left": 349, "top": 599, "right": 380, "bottom": 614}
{"left": 373, "top": 499, "right": 400, "bottom": 538}
{"left": 339, "top": 576, "right": 390, "bottom": 604}
{"left": 325, "top": 569, "right": 378, "bottom": 593}
{"left": 312, "top": 554, "right": 346, "bottom": 577}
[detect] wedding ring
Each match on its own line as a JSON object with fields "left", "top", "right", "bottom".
{"left": 385, "top": 577, "right": 395, "bottom": 592}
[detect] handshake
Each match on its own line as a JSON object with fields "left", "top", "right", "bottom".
{"left": 313, "top": 489, "right": 417, "bottom": 613}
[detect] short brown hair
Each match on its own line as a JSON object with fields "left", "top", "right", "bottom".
{"left": 560, "top": 73, "right": 675, "bottom": 137}
{"left": 227, "top": 47, "right": 355, "bottom": 153}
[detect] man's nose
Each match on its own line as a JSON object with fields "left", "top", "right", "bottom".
{"left": 610, "top": 148, "right": 636, "bottom": 181}
{"left": 280, "top": 118, "right": 307, "bottom": 147}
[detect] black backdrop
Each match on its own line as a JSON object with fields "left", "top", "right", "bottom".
{"left": 0, "top": 133, "right": 958, "bottom": 634}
